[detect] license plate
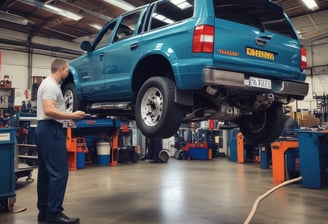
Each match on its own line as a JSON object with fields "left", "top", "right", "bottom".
{"left": 246, "top": 47, "right": 275, "bottom": 61}
{"left": 249, "top": 76, "right": 271, "bottom": 89}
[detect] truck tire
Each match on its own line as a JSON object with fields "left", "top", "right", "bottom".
{"left": 136, "top": 77, "right": 184, "bottom": 138}
{"left": 62, "top": 83, "right": 81, "bottom": 112}
{"left": 239, "top": 102, "right": 284, "bottom": 144}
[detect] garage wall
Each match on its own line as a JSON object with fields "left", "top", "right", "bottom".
{"left": 1, "top": 49, "right": 28, "bottom": 90}
{"left": 0, "top": 49, "right": 59, "bottom": 90}
{"left": 0, "top": 28, "right": 83, "bottom": 106}
{"left": 0, "top": 28, "right": 81, "bottom": 90}
{"left": 296, "top": 38, "right": 328, "bottom": 111}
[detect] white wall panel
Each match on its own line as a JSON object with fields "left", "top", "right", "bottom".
{"left": 306, "top": 42, "right": 328, "bottom": 68}
{"left": 1, "top": 49, "right": 28, "bottom": 90}
{"left": 0, "top": 28, "right": 28, "bottom": 41}
{"left": 32, "top": 36, "right": 80, "bottom": 51}
{"left": 0, "top": 28, "right": 82, "bottom": 90}
{"left": 296, "top": 37, "right": 328, "bottom": 111}
{"left": 31, "top": 54, "right": 57, "bottom": 78}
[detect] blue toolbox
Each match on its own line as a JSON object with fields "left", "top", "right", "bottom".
{"left": 297, "top": 131, "right": 328, "bottom": 189}
{"left": 227, "top": 128, "right": 239, "bottom": 162}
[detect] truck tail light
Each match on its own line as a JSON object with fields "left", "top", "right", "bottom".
{"left": 300, "top": 47, "right": 307, "bottom": 70}
{"left": 192, "top": 24, "right": 214, "bottom": 53}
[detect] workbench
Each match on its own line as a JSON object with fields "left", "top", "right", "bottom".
{"left": 66, "top": 117, "right": 121, "bottom": 170}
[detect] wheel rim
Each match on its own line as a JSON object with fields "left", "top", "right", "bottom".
{"left": 64, "top": 89, "right": 74, "bottom": 112}
{"left": 140, "top": 87, "right": 164, "bottom": 127}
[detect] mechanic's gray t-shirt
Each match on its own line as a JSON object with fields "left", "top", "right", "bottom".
{"left": 37, "top": 76, "right": 65, "bottom": 122}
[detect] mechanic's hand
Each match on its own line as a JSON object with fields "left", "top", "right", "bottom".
{"left": 72, "top": 110, "right": 86, "bottom": 120}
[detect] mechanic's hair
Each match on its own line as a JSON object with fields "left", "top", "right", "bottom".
{"left": 51, "top": 59, "right": 67, "bottom": 73}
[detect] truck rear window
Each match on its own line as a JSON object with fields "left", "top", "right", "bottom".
{"left": 213, "top": 0, "right": 297, "bottom": 39}
{"left": 149, "top": 0, "right": 194, "bottom": 30}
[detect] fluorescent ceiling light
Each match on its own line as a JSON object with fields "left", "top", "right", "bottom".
{"left": 152, "top": 13, "right": 174, "bottom": 24}
{"left": 17, "top": 0, "right": 83, "bottom": 21}
{"left": 170, "top": 0, "right": 192, "bottom": 10}
{"left": 44, "top": 4, "right": 82, "bottom": 21}
{"left": 90, "top": 23, "right": 102, "bottom": 30}
{"left": 302, "top": 0, "right": 319, "bottom": 10}
{"left": 103, "top": 0, "right": 136, "bottom": 11}
{"left": 0, "top": 11, "right": 32, "bottom": 25}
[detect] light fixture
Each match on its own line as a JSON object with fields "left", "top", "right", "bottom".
{"left": 43, "top": 4, "right": 82, "bottom": 21}
{"left": 17, "top": 0, "right": 83, "bottom": 21}
{"left": 102, "top": 0, "right": 135, "bottom": 11}
{"left": 170, "top": 0, "right": 192, "bottom": 10}
{"left": 152, "top": 13, "right": 174, "bottom": 24}
{"left": 90, "top": 23, "right": 102, "bottom": 30}
{"left": 302, "top": 0, "right": 319, "bottom": 10}
{"left": 0, "top": 11, "right": 32, "bottom": 25}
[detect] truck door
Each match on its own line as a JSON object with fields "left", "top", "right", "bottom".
{"left": 76, "top": 21, "right": 117, "bottom": 101}
{"left": 101, "top": 8, "right": 147, "bottom": 101}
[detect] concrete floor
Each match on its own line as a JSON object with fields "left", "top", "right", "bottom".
{"left": 1, "top": 158, "right": 328, "bottom": 224}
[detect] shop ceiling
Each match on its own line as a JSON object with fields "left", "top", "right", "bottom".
{"left": 0, "top": 0, "right": 327, "bottom": 45}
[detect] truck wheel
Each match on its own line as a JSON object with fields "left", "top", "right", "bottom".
{"left": 62, "top": 83, "right": 81, "bottom": 112}
{"left": 136, "top": 77, "right": 184, "bottom": 138}
{"left": 239, "top": 102, "right": 284, "bottom": 144}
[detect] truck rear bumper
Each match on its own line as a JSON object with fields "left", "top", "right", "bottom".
{"left": 203, "top": 68, "right": 309, "bottom": 99}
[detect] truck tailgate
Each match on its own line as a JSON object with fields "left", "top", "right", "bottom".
{"left": 212, "top": 0, "right": 302, "bottom": 80}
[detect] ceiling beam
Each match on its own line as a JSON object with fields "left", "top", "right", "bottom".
{"left": 58, "top": 0, "right": 112, "bottom": 22}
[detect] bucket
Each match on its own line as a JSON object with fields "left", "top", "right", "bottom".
{"left": 96, "top": 141, "right": 111, "bottom": 165}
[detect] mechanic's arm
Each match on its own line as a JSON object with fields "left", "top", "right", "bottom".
{"left": 43, "top": 99, "right": 85, "bottom": 120}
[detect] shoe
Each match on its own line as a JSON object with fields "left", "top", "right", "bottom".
{"left": 46, "top": 213, "right": 80, "bottom": 224}
{"left": 38, "top": 212, "right": 47, "bottom": 222}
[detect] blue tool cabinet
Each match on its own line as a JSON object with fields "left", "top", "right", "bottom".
{"left": 0, "top": 128, "right": 16, "bottom": 211}
{"left": 227, "top": 128, "right": 239, "bottom": 162}
{"left": 297, "top": 131, "right": 328, "bottom": 189}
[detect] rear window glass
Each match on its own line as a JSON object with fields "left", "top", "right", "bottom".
{"left": 148, "top": 0, "right": 194, "bottom": 30}
{"left": 213, "top": 0, "right": 297, "bottom": 39}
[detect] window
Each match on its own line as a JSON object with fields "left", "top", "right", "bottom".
{"left": 213, "top": 0, "right": 297, "bottom": 39}
{"left": 149, "top": 0, "right": 194, "bottom": 31}
{"left": 94, "top": 21, "right": 116, "bottom": 50}
{"left": 113, "top": 10, "right": 141, "bottom": 42}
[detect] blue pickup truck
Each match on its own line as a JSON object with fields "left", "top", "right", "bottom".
{"left": 64, "top": 0, "right": 308, "bottom": 143}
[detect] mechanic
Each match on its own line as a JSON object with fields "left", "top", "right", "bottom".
{"left": 35, "top": 59, "right": 86, "bottom": 224}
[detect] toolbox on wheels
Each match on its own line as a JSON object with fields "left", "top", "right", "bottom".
{"left": 0, "top": 128, "right": 16, "bottom": 211}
